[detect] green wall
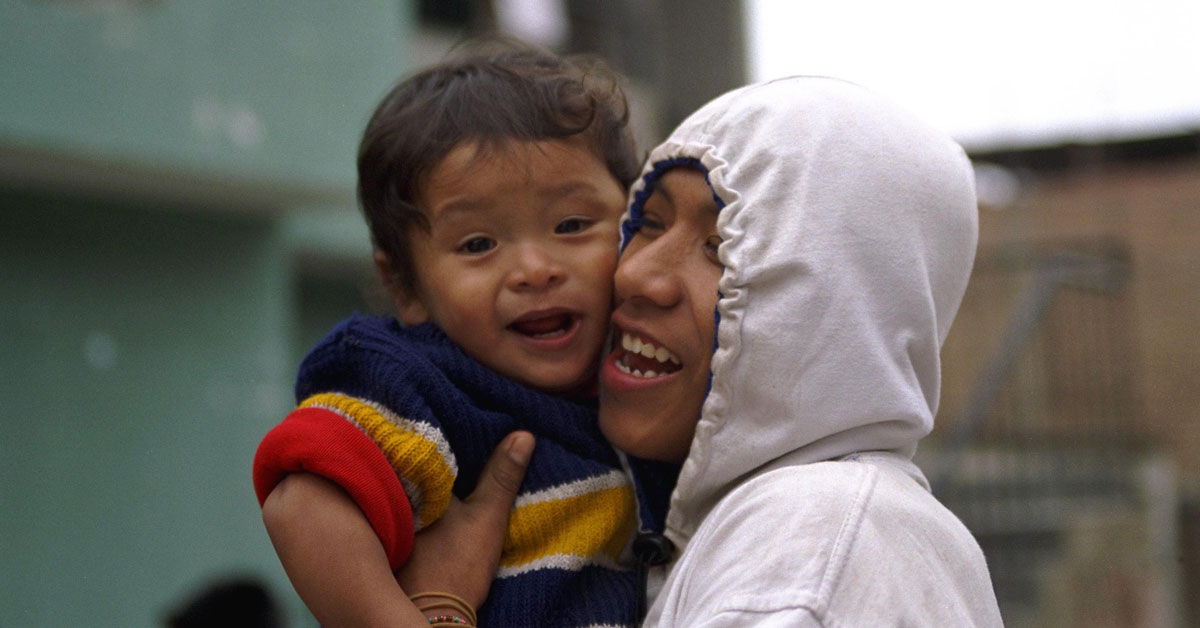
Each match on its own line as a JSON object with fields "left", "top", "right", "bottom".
{"left": 0, "top": 2, "right": 411, "bottom": 626}
{"left": 0, "top": 0, "right": 403, "bottom": 189}
{"left": 0, "top": 193, "right": 296, "bottom": 626}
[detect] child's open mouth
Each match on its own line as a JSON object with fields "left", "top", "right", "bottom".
{"left": 509, "top": 312, "right": 576, "bottom": 339}
{"left": 614, "top": 331, "right": 682, "bottom": 378}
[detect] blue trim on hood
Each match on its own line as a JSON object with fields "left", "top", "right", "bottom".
{"left": 620, "top": 157, "right": 712, "bottom": 252}
{"left": 620, "top": 155, "right": 728, "bottom": 437}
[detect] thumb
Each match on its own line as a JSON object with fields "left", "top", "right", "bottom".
{"left": 466, "top": 430, "right": 534, "bottom": 511}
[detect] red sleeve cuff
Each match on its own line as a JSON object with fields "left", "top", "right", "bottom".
{"left": 253, "top": 406, "right": 414, "bottom": 569}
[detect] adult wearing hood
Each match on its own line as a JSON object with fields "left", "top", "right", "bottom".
{"left": 598, "top": 76, "right": 1003, "bottom": 627}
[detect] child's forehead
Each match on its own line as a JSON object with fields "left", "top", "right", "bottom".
{"left": 431, "top": 135, "right": 603, "bottom": 177}
{"left": 417, "top": 136, "right": 619, "bottom": 214}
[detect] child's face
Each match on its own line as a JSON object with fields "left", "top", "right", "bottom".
{"left": 394, "top": 137, "right": 625, "bottom": 394}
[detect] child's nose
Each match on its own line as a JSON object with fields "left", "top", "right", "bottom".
{"left": 507, "top": 243, "right": 566, "bottom": 291}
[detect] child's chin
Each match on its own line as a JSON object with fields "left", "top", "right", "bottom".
{"left": 521, "top": 369, "right": 594, "bottom": 397}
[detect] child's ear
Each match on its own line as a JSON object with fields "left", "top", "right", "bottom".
{"left": 374, "top": 251, "right": 429, "bottom": 325}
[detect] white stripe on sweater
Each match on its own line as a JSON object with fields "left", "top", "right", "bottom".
{"left": 495, "top": 551, "right": 629, "bottom": 579}
{"left": 513, "top": 469, "right": 628, "bottom": 509}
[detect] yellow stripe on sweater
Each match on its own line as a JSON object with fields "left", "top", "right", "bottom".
{"left": 501, "top": 483, "right": 636, "bottom": 570}
{"left": 298, "top": 392, "right": 455, "bottom": 529}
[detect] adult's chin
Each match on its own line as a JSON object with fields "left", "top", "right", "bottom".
{"left": 599, "top": 400, "right": 691, "bottom": 464}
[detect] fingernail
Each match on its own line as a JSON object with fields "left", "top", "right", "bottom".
{"left": 506, "top": 432, "right": 534, "bottom": 466}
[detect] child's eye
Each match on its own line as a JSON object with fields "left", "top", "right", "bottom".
{"left": 555, "top": 217, "right": 590, "bottom": 234}
{"left": 458, "top": 236, "right": 496, "bottom": 255}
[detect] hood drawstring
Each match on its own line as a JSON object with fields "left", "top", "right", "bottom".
{"left": 632, "top": 532, "right": 675, "bottom": 623}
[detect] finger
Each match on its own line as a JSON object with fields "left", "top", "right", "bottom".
{"left": 467, "top": 431, "right": 534, "bottom": 510}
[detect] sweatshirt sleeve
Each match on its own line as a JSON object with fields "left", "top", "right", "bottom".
{"left": 252, "top": 405, "right": 416, "bottom": 570}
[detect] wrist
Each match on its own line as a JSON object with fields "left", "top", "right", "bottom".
{"left": 410, "top": 592, "right": 477, "bottom": 627}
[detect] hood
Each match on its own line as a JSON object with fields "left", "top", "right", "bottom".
{"left": 622, "top": 77, "right": 978, "bottom": 547}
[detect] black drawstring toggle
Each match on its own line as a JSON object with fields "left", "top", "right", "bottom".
{"left": 633, "top": 533, "right": 675, "bottom": 566}
{"left": 632, "top": 533, "right": 676, "bottom": 623}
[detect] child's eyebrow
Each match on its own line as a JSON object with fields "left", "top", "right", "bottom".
{"left": 428, "top": 197, "right": 488, "bottom": 221}
{"left": 429, "top": 181, "right": 608, "bottom": 224}
{"left": 539, "top": 180, "right": 604, "bottom": 201}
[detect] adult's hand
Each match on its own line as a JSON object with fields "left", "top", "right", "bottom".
{"left": 396, "top": 430, "right": 535, "bottom": 611}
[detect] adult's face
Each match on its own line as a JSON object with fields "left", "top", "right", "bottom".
{"left": 598, "top": 167, "right": 723, "bottom": 463}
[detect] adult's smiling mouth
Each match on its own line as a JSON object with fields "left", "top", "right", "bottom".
{"left": 613, "top": 331, "right": 682, "bottom": 378}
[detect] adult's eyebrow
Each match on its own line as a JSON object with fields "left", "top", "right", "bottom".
{"left": 649, "top": 178, "right": 675, "bottom": 207}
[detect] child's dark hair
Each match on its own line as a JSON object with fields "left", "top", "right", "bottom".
{"left": 358, "top": 39, "right": 640, "bottom": 297}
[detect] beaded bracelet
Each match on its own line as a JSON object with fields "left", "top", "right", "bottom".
{"left": 411, "top": 591, "right": 477, "bottom": 627}
{"left": 427, "top": 615, "right": 469, "bottom": 625}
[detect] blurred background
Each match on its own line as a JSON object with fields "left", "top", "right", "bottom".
{"left": 1, "top": 1, "right": 1197, "bottom": 626}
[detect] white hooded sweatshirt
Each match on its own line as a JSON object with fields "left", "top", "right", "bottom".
{"left": 626, "top": 78, "right": 1004, "bottom": 627}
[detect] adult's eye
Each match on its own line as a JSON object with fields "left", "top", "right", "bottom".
{"left": 555, "top": 217, "right": 590, "bottom": 234}
{"left": 704, "top": 235, "right": 722, "bottom": 263}
{"left": 636, "top": 215, "right": 666, "bottom": 237}
{"left": 458, "top": 236, "right": 496, "bottom": 254}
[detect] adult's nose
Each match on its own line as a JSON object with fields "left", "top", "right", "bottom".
{"left": 613, "top": 238, "right": 684, "bottom": 309}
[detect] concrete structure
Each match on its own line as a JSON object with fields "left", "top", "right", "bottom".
{"left": 1, "top": 3, "right": 405, "bottom": 625}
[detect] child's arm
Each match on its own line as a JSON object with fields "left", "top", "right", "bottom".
{"left": 262, "top": 431, "right": 535, "bottom": 627}
{"left": 262, "top": 471, "right": 428, "bottom": 627}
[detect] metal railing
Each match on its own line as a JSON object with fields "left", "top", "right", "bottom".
{"left": 924, "top": 238, "right": 1157, "bottom": 626}
{"left": 930, "top": 239, "right": 1137, "bottom": 489}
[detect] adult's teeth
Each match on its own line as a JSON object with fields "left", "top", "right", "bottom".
{"left": 615, "top": 359, "right": 668, "bottom": 379}
{"left": 620, "top": 332, "right": 680, "bottom": 365}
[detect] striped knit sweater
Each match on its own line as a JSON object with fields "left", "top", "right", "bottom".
{"left": 253, "top": 315, "right": 639, "bottom": 627}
